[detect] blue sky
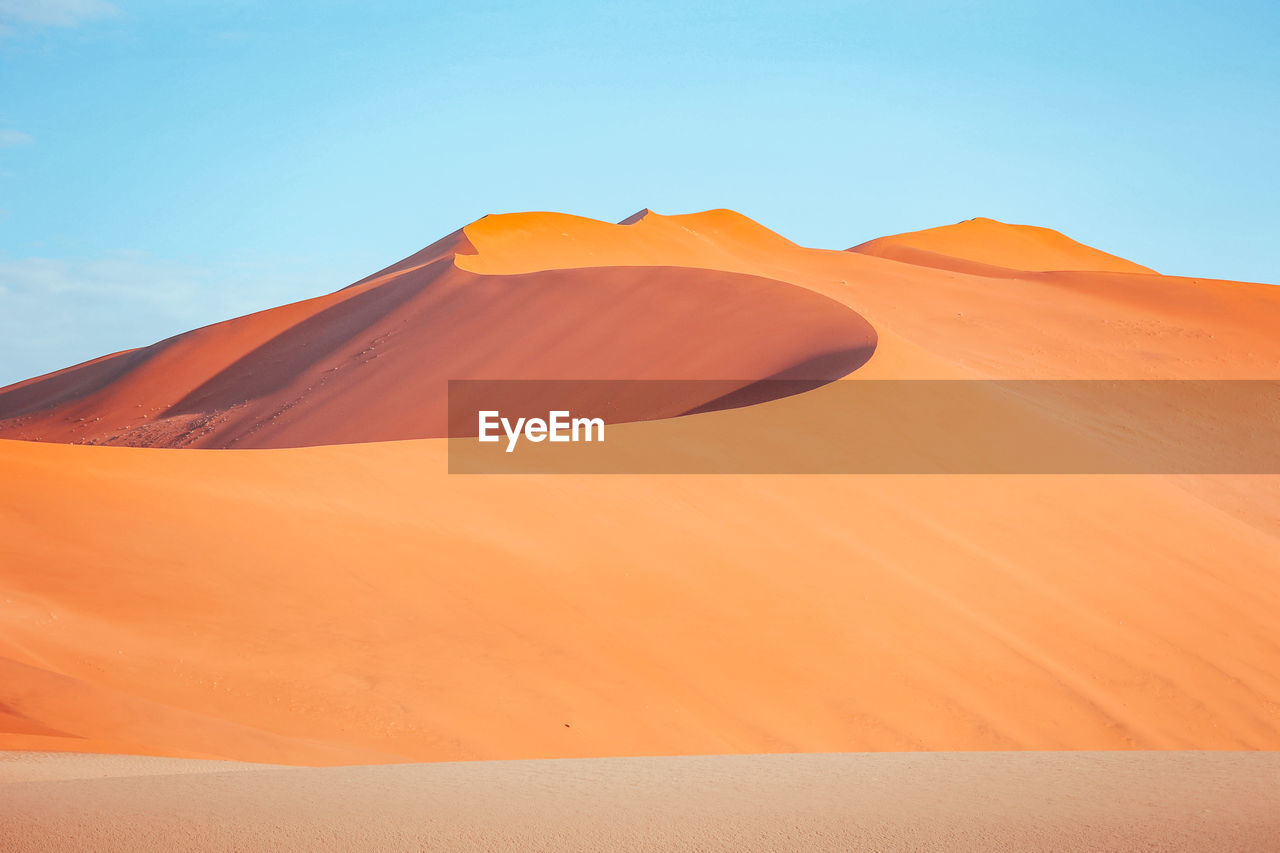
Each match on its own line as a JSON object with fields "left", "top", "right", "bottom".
{"left": 1, "top": 0, "right": 1277, "bottom": 385}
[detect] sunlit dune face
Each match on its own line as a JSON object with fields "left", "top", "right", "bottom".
{"left": 850, "top": 216, "right": 1156, "bottom": 274}
{"left": 455, "top": 209, "right": 804, "bottom": 277}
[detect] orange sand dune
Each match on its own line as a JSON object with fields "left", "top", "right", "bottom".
{"left": 0, "top": 254, "right": 874, "bottom": 448}
{"left": 850, "top": 216, "right": 1157, "bottom": 275}
{"left": 456, "top": 210, "right": 1279, "bottom": 380}
{"left": 2, "top": 430, "right": 1280, "bottom": 763}
{"left": 0, "top": 209, "right": 1279, "bottom": 764}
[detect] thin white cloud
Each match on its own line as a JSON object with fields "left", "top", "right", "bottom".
{"left": 0, "top": 251, "right": 333, "bottom": 387}
{"left": 0, "top": 0, "right": 119, "bottom": 28}
{"left": 0, "top": 129, "right": 33, "bottom": 147}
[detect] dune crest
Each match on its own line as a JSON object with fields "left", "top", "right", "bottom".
{"left": 455, "top": 208, "right": 802, "bottom": 276}
{"left": 0, "top": 211, "right": 877, "bottom": 448}
{"left": 851, "top": 216, "right": 1156, "bottom": 275}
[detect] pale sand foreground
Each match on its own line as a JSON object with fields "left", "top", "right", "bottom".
{"left": 2, "top": 752, "right": 1278, "bottom": 852}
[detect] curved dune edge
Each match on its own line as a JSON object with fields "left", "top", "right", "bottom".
{"left": 0, "top": 210, "right": 883, "bottom": 448}
{"left": 0, "top": 261, "right": 876, "bottom": 448}
{"left": 4, "top": 207, "right": 1279, "bottom": 451}
{"left": 3, "top": 752, "right": 1279, "bottom": 852}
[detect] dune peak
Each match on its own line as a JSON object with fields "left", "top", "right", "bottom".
{"left": 450, "top": 207, "right": 799, "bottom": 276}
{"left": 0, "top": 205, "right": 878, "bottom": 449}
{"left": 851, "top": 216, "right": 1155, "bottom": 275}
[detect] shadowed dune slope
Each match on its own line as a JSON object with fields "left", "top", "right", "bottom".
{"left": 0, "top": 209, "right": 1279, "bottom": 764}
{"left": 0, "top": 224, "right": 876, "bottom": 447}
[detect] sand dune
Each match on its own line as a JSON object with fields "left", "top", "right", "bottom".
{"left": 1, "top": 209, "right": 1279, "bottom": 765}
{"left": 3, "top": 751, "right": 1278, "bottom": 851}
{"left": 3, "top": 433, "right": 1280, "bottom": 763}
{"left": 850, "top": 216, "right": 1156, "bottom": 275}
{"left": 0, "top": 223, "right": 875, "bottom": 447}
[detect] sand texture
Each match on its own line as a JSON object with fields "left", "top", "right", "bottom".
{"left": 0, "top": 210, "right": 1277, "bottom": 766}
{"left": 3, "top": 751, "right": 1279, "bottom": 851}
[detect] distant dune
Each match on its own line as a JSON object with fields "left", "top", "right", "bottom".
{"left": 1, "top": 209, "right": 1278, "bottom": 766}
{"left": 849, "top": 216, "right": 1157, "bottom": 276}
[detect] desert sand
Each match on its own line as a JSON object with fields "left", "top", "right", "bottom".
{"left": 850, "top": 215, "right": 1156, "bottom": 275}
{"left": 0, "top": 210, "right": 1278, "bottom": 844}
{"left": 6, "top": 211, "right": 1278, "bottom": 450}
{"left": 3, "top": 751, "right": 1279, "bottom": 851}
